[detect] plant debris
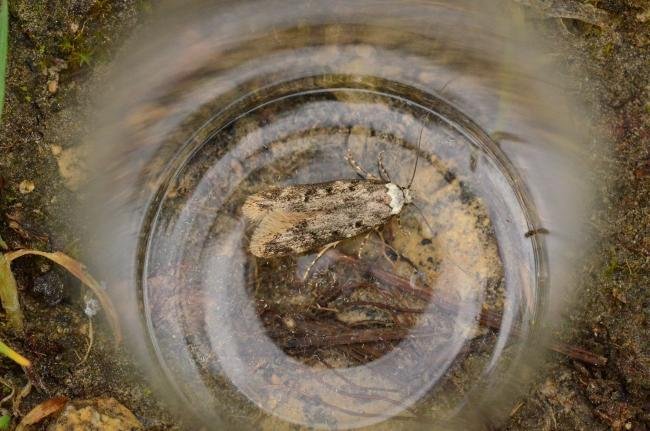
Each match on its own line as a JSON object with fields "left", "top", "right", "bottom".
{"left": 0, "top": 249, "right": 121, "bottom": 346}
{"left": 16, "top": 396, "right": 68, "bottom": 431}
{"left": 48, "top": 397, "right": 143, "bottom": 431}
{"left": 17, "top": 181, "right": 34, "bottom": 195}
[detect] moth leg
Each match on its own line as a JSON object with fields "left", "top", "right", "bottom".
{"left": 411, "top": 202, "right": 435, "bottom": 238}
{"left": 357, "top": 231, "right": 372, "bottom": 259}
{"left": 374, "top": 229, "right": 397, "bottom": 267}
{"left": 302, "top": 241, "right": 341, "bottom": 281}
{"left": 395, "top": 214, "right": 404, "bottom": 233}
{"left": 377, "top": 151, "right": 391, "bottom": 182}
{"left": 373, "top": 229, "right": 421, "bottom": 275}
{"left": 345, "top": 149, "right": 381, "bottom": 181}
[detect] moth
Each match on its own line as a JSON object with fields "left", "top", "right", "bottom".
{"left": 242, "top": 129, "right": 423, "bottom": 258}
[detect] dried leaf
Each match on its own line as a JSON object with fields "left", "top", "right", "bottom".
{"left": 12, "top": 381, "right": 31, "bottom": 417}
{"left": 16, "top": 396, "right": 67, "bottom": 430}
{"left": 5, "top": 250, "right": 122, "bottom": 345}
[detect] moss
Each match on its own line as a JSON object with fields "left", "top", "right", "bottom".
{"left": 600, "top": 41, "right": 615, "bottom": 57}
{"left": 71, "top": 50, "right": 93, "bottom": 68}
{"left": 603, "top": 249, "right": 620, "bottom": 277}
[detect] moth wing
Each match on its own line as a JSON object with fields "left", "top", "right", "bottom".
{"left": 241, "top": 187, "right": 283, "bottom": 222}
{"left": 249, "top": 208, "right": 390, "bottom": 258}
{"left": 245, "top": 180, "right": 395, "bottom": 257}
{"left": 243, "top": 180, "right": 386, "bottom": 222}
{"left": 249, "top": 210, "right": 314, "bottom": 257}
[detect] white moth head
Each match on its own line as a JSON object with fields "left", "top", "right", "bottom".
{"left": 385, "top": 183, "right": 412, "bottom": 215}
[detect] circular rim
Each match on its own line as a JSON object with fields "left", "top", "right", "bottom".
{"left": 137, "top": 78, "right": 549, "bottom": 428}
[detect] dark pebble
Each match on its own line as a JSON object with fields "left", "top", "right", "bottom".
{"left": 386, "top": 248, "right": 398, "bottom": 261}
{"left": 32, "top": 270, "right": 65, "bottom": 306}
{"left": 444, "top": 170, "right": 456, "bottom": 183}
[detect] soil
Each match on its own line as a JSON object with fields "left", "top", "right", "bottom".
{"left": 0, "top": 0, "right": 179, "bottom": 429}
{"left": 0, "top": 0, "right": 647, "bottom": 430}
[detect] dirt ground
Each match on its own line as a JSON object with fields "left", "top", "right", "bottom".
{"left": 0, "top": 0, "right": 647, "bottom": 430}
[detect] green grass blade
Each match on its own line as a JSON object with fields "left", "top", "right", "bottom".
{"left": 0, "top": 338, "right": 29, "bottom": 367}
{"left": 0, "top": 0, "right": 7, "bottom": 120}
{"left": 0, "top": 414, "right": 10, "bottom": 430}
{"left": 0, "top": 253, "right": 24, "bottom": 333}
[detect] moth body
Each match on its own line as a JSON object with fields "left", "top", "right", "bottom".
{"left": 243, "top": 127, "right": 424, "bottom": 259}
{"left": 242, "top": 179, "right": 412, "bottom": 258}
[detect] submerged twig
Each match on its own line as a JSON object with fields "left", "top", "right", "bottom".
{"left": 281, "top": 328, "right": 434, "bottom": 350}
{"left": 313, "top": 369, "right": 417, "bottom": 414}
{"left": 548, "top": 342, "right": 607, "bottom": 367}
{"left": 316, "top": 396, "right": 420, "bottom": 422}
{"left": 329, "top": 250, "right": 608, "bottom": 367}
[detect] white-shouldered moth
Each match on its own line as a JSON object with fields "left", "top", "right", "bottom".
{"left": 242, "top": 128, "right": 423, "bottom": 258}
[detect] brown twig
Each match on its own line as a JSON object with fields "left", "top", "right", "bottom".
{"left": 16, "top": 395, "right": 68, "bottom": 431}
{"left": 312, "top": 369, "right": 416, "bottom": 414}
{"left": 329, "top": 250, "right": 608, "bottom": 367}
{"left": 342, "top": 300, "right": 425, "bottom": 315}
{"left": 281, "top": 328, "right": 434, "bottom": 349}
{"left": 316, "top": 356, "right": 403, "bottom": 394}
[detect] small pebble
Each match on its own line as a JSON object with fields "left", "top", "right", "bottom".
{"left": 48, "top": 79, "right": 59, "bottom": 94}
{"left": 32, "top": 271, "right": 65, "bottom": 306}
{"left": 48, "top": 397, "right": 143, "bottom": 431}
{"left": 18, "top": 180, "right": 35, "bottom": 194}
{"left": 84, "top": 297, "right": 100, "bottom": 317}
{"left": 283, "top": 317, "right": 296, "bottom": 330}
{"left": 637, "top": 9, "right": 650, "bottom": 23}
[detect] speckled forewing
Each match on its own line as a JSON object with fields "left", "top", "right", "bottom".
{"left": 243, "top": 180, "right": 394, "bottom": 257}
{"left": 243, "top": 180, "right": 387, "bottom": 220}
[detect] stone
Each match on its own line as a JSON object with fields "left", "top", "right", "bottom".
{"left": 32, "top": 270, "right": 65, "bottom": 306}
{"left": 48, "top": 398, "right": 143, "bottom": 431}
{"left": 18, "top": 180, "right": 35, "bottom": 194}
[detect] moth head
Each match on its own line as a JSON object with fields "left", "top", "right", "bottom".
{"left": 386, "top": 183, "right": 412, "bottom": 215}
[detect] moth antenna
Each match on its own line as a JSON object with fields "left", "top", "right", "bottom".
{"left": 407, "top": 126, "right": 424, "bottom": 189}
{"left": 345, "top": 131, "right": 381, "bottom": 181}
{"left": 377, "top": 151, "right": 391, "bottom": 182}
{"left": 411, "top": 202, "right": 435, "bottom": 238}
